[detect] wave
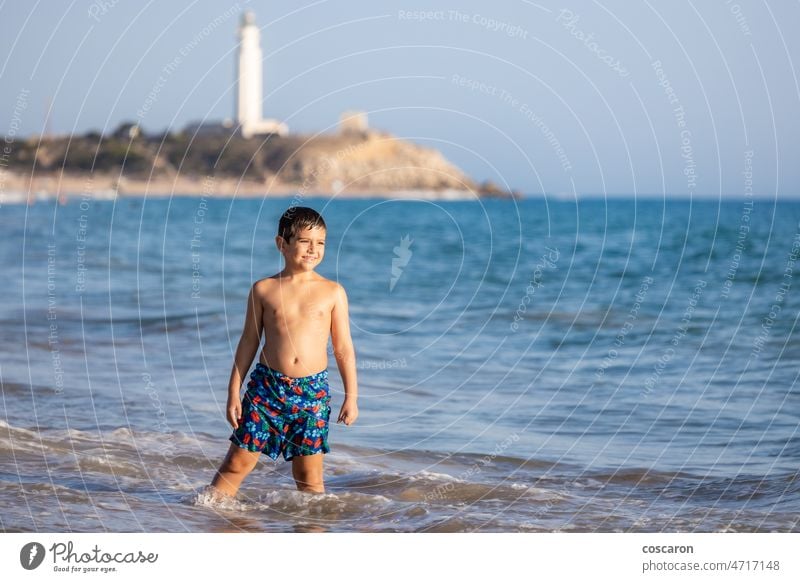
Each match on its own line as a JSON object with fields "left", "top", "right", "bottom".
{"left": 1, "top": 419, "right": 798, "bottom": 532}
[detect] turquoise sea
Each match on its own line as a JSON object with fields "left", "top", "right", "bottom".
{"left": 1, "top": 194, "right": 798, "bottom": 532}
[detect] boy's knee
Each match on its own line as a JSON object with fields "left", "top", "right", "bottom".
{"left": 222, "top": 450, "right": 257, "bottom": 475}
{"left": 292, "top": 466, "right": 323, "bottom": 489}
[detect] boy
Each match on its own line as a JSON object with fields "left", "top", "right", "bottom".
{"left": 209, "top": 206, "right": 358, "bottom": 496}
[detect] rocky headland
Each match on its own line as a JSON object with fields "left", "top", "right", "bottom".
{"left": 1, "top": 125, "right": 518, "bottom": 201}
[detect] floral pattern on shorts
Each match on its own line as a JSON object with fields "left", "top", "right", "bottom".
{"left": 230, "top": 363, "right": 331, "bottom": 461}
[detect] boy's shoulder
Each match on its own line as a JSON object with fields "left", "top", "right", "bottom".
{"left": 252, "top": 273, "right": 345, "bottom": 294}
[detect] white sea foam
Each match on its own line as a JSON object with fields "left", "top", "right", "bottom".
{"left": 254, "top": 489, "right": 393, "bottom": 511}
{"left": 412, "top": 469, "right": 463, "bottom": 482}
{"left": 0, "top": 419, "right": 38, "bottom": 437}
{"left": 187, "top": 486, "right": 248, "bottom": 511}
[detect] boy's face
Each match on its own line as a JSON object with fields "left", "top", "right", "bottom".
{"left": 276, "top": 225, "right": 326, "bottom": 270}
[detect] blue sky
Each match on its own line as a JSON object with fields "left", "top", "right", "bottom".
{"left": 1, "top": 0, "right": 798, "bottom": 196}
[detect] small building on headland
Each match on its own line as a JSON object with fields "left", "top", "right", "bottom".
{"left": 112, "top": 122, "right": 141, "bottom": 140}
{"left": 339, "top": 111, "right": 369, "bottom": 136}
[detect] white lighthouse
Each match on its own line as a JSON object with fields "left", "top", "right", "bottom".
{"left": 236, "top": 10, "right": 288, "bottom": 138}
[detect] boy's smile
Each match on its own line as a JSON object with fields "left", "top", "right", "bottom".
{"left": 278, "top": 225, "right": 326, "bottom": 271}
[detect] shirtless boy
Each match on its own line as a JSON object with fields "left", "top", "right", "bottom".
{"left": 209, "top": 206, "right": 358, "bottom": 496}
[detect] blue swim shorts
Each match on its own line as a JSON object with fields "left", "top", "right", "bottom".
{"left": 229, "top": 363, "right": 331, "bottom": 461}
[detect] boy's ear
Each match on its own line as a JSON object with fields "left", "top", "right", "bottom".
{"left": 275, "top": 234, "right": 292, "bottom": 252}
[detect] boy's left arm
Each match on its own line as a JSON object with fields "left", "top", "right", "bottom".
{"left": 331, "top": 283, "right": 358, "bottom": 426}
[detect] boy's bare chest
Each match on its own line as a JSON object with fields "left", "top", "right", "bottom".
{"left": 263, "top": 291, "right": 331, "bottom": 324}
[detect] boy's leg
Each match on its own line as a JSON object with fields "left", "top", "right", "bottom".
{"left": 210, "top": 443, "right": 261, "bottom": 497}
{"left": 291, "top": 453, "right": 325, "bottom": 493}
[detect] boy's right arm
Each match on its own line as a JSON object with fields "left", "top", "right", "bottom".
{"left": 226, "top": 283, "right": 264, "bottom": 429}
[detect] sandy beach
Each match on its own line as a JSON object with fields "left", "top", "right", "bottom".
{"left": 0, "top": 171, "right": 481, "bottom": 202}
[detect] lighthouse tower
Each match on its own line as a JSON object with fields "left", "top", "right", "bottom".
{"left": 236, "top": 10, "right": 288, "bottom": 138}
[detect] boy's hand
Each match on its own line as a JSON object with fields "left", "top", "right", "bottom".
{"left": 336, "top": 398, "right": 358, "bottom": 426}
{"left": 227, "top": 394, "right": 242, "bottom": 429}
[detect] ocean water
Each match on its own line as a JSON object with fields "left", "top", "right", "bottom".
{"left": 0, "top": 194, "right": 798, "bottom": 532}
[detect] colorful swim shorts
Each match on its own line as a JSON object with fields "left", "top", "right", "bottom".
{"left": 229, "top": 363, "right": 331, "bottom": 461}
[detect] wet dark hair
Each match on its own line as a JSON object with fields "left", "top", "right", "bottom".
{"left": 277, "top": 206, "right": 326, "bottom": 243}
